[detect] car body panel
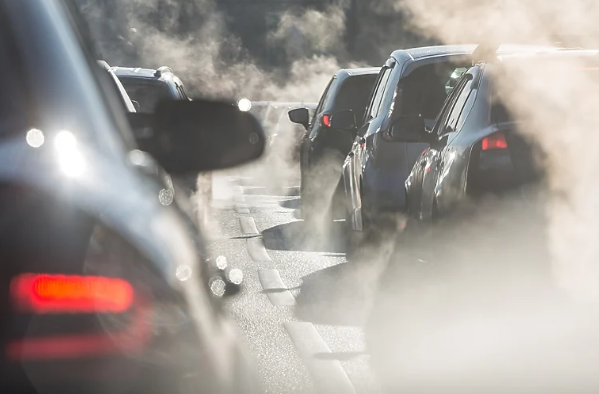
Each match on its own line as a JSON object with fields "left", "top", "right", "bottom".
{"left": 0, "top": 1, "right": 254, "bottom": 392}
{"left": 343, "top": 48, "right": 474, "bottom": 230}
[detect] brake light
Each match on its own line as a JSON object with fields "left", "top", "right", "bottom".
{"left": 481, "top": 132, "right": 508, "bottom": 151}
{"left": 322, "top": 114, "right": 331, "bottom": 127}
{"left": 11, "top": 274, "right": 133, "bottom": 314}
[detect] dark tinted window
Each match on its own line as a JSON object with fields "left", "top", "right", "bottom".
{"left": 119, "top": 79, "right": 173, "bottom": 113}
{"left": 332, "top": 74, "right": 377, "bottom": 125}
{"left": 399, "top": 62, "right": 467, "bottom": 119}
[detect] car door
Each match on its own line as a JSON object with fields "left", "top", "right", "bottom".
{"left": 420, "top": 73, "right": 474, "bottom": 221}
{"left": 344, "top": 65, "right": 393, "bottom": 225}
{"left": 407, "top": 77, "right": 463, "bottom": 220}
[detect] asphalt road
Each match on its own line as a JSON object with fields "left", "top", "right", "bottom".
{"left": 203, "top": 165, "right": 385, "bottom": 394}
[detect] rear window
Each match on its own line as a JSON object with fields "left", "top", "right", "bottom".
{"left": 119, "top": 79, "right": 173, "bottom": 113}
{"left": 332, "top": 74, "right": 378, "bottom": 125}
{"left": 398, "top": 62, "right": 471, "bottom": 119}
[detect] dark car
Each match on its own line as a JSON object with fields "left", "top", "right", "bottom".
{"left": 405, "top": 48, "right": 599, "bottom": 225}
{"left": 342, "top": 45, "right": 558, "bottom": 237}
{"left": 0, "top": 1, "right": 265, "bottom": 393}
{"left": 342, "top": 46, "right": 476, "bottom": 235}
{"left": 366, "top": 48, "right": 599, "bottom": 393}
{"left": 288, "top": 68, "right": 380, "bottom": 223}
{"left": 112, "top": 66, "right": 191, "bottom": 113}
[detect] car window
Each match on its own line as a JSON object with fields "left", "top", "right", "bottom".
{"left": 444, "top": 75, "right": 474, "bottom": 134}
{"left": 432, "top": 74, "right": 470, "bottom": 136}
{"left": 333, "top": 74, "right": 378, "bottom": 125}
{"left": 396, "top": 62, "right": 459, "bottom": 120}
{"left": 119, "top": 79, "right": 173, "bottom": 113}
{"left": 311, "top": 76, "right": 335, "bottom": 125}
{"left": 368, "top": 67, "right": 392, "bottom": 119}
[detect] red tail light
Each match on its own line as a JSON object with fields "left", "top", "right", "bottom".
{"left": 481, "top": 132, "right": 508, "bottom": 151}
{"left": 322, "top": 114, "right": 331, "bottom": 127}
{"left": 11, "top": 274, "right": 134, "bottom": 314}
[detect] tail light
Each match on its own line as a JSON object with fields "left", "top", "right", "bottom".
{"left": 321, "top": 114, "right": 331, "bottom": 127}
{"left": 6, "top": 273, "right": 151, "bottom": 361}
{"left": 481, "top": 132, "right": 508, "bottom": 151}
{"left": 10, "top": 274, "right": 133, "bottom": 314}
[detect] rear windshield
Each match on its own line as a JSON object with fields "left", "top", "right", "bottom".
{"left": 332, "top": 74, "right": 378, "bottom": 123}
{"left": 119, "top": 78, "right": 173, "bottom": 113}
{"left": 399, "top": 62, "right": 470, "bottom": 119}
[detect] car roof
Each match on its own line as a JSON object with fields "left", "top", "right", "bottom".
{"left": 111, "top": 66, "right": 175, "bottom": 82}
{"left": 338, "top": 67, "right": 381, "bottom": 77}
{"left": 390, "top": 44, "right": 561, "bottom": 63}
{"left": 497, "top": 48, "right": 599, "bottom": 63}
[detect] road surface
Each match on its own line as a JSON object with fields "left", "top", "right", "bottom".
{"left": 202, "top": 165, "right": 385, "bottom": 394}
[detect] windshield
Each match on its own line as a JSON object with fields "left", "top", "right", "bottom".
{"left": 119, "top": 78, "right": 173, "bottom": 113}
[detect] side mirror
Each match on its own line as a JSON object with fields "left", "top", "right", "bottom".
{"left": 330, "top": 109, "right": 357, "bottom": 131}
{"left": 389, "top": 115, "right": 428, "bottom": 143}
{"left": 288, "top": 107, "right": 310, "bottom": 129}
{"left": 128, "top": 99, "right": 265, "bottom": 174}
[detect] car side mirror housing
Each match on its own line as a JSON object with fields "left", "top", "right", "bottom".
{"left": 389, "top": 115, "right": 428, "bottom": 142}
{"left": 330, "top": 109, "right": 357, "bottom": 131}
{"left": 288, "top": 107, "right": 310, "bottom": 129}
{"left": 128, "top": 99, "right": 265, "bottom": 174}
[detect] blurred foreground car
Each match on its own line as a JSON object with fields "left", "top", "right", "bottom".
{"left": 288, "top": 68, "right": 380, "bottom": 223}
{"left": 0, "top": 1, "right": 264, "bottom": 393}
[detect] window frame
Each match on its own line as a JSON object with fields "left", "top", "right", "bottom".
{"left": 432, "top": 74, "right": 470, "bottom": 136}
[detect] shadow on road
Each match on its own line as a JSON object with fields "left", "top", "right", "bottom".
{"left": 293, "top": 228, "right": 400, "bottom": 327}
{"left": 262, "top": 220, "right": 347, "bottom": 253}
{"left": 293, "top": 262, "right": 379, "bottom": 326}
{"left": 279, "top": 198, "right": 300, "bottom": 209}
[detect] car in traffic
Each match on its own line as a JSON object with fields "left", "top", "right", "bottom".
{"left": 341, "top": 44, "right": 559, "bottom": 239}
{"left": 366, "top": 47, "right": 599, "bottom": 393}
{"left": 112, "top": 65, "right": 191, "bottom": 112}
{"left": 404, "top": 47, "right": 599, "bottom": 226}
{"left": 288, "top": 68, "right": 380, "bottom": 223}
{"left": 0, "top": 1, "right": 264, "bottom": 393}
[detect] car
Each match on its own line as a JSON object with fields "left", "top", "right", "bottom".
{"left": 112, "top": 65, "right": 191, "bottom": 113}
{"left": 0, "top": 0, "right": 264, "bottom": 393}
{"left": 404, "top": 47, "right": 599, "bottom": 227}
{"left": 366, "top": 47, "right": 599, "bottom": 392}
{"left": 288, "top": 68, "right": 380, "bottom": 224}
{"left": 341, "top": 44, "right": 558, "bottom": 238}
{"left": 112, "top": 66, "right": 207, "bottom": 194}
{"left": 98, "top": 60, "right": 138, "bottom": 113}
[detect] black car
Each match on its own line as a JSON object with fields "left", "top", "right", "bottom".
{"left": 404, "top": 48, "right": 599, "bottom": 225}
{"left": 341, "top": 45, "right": 557, "bottom": 236}
{"left": 0, "top": 1, "right": 264, "bottom": 393}
{"left": 341, "top": 46, "right": 477, "bottom": 235}
{"left": 288, "top": 67, "right": 380, "bottom": 223}
{"left": 366, "top": 48, "right": 599, "bottom": 393}
{"left": 112, "top": 66, "right": 191, "bottom": 113}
